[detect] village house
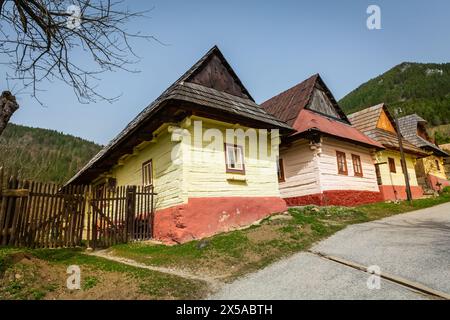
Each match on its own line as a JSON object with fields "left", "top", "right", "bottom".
{"left": 439, "top": 143, "right": 450, "bottom": 181}
{"left": 398, "top": 114, "right": 450, "bottom": 192}
{"left": 67, "top": 46, "right": 292, "bottom": 244}
{"left": 261, "top": 74, "right": 385, "bottom": 206}
{"left": 348, "top": 104, "right": 428, "bottom": 201}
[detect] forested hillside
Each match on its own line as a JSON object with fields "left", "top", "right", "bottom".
{"left": 339, "top": 62, "right": 450, "bottom": 127}
{"left": 0, "top": 123, "right": 102, "bottom": 184}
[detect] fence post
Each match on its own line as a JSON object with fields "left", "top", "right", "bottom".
{"left": 85, "top": 186, "right": 92, "bottom": 250}
{"left": 126, "top": 186, "right": 136, "bottom": 242}
{"left": 0, "top": 167, "right": 3, "bottom": 198}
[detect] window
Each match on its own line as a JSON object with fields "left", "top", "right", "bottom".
{"left": 336, "top": 151, "right": 348, "bottom": 175}
{"left": 224, "top": 144, "right": 245, "bottom": 174}
{"left": 142, "top": 160, "right": 153, "bottom": 187}
{"left": 436, "top": 159, "right": 441, "bottom": 171}
{"left": 277, "top": 158, "right": 285, "bottom": 182}
{"left": 352, "top": 154, "right": 363, "bottom": 177}
{"left": 388, "top": 158, "right": 396, "bottom": 173}
{"left": 375, "top": 164, "right": 382, "bottom": 185}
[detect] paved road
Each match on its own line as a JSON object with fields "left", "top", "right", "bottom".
{"left": 210, "top": 202, "right": 450, "bottom": 300}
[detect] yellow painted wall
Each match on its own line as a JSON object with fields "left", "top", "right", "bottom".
{"left": 374, "top": 150, "right": 419, "bottom": 187}
{"left": 184, "top": 117, "right": 281, "bottom": 198}
{"left": 420, "top": 155, "right": 447, "bottom": 179}
{"left": 110, "top": 128, "right": 185, "bottom": 210}
{"left": 100, "top": 115, "right": 281, "bottom": 210}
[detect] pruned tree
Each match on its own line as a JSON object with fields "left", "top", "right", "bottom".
{"left": 0, "top": 0, "right": 155, "bottom": 135}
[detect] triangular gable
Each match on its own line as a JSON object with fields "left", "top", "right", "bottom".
{"left": 376, "top": 106, "right": 397, "bottom": 134}
{"left": 261, "top": 74, "right": 350, "bottom": 127}
{"left": 184, "top": 46, "right": 253, "bottom": 100}
{"left": 305, "top": 75, "right": 350, "bottom": 124}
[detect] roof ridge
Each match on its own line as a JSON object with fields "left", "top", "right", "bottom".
{"left": 261, "top": 73, "right": 318, "bottom": 106}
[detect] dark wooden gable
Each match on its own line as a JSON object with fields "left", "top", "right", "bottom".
{"left": 306, "top": 77, "right": 350, "bottom": 124}
{"left": 185, "top": 49, "right": 252, "bottom": 100}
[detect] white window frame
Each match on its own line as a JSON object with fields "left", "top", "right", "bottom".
{"left": 224, "top": 143, "right": 245, "bottom": 174}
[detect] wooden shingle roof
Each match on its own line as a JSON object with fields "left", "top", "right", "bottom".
{"left": 261, "top": 74, "right": 383, "bottom": 149}
{"left": 348, "top": 104, "right": 427, "bottom": 156}
{"left": 67, "top": 46, "right": 292, "bottom": 185}
{"left": 398, "top": 114, "right": 449, "bottom": 157}
{"left": 261, "top": 74, "right": 349, "bottom": 126}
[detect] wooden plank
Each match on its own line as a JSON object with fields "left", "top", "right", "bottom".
{"left": 14, "top": 180, "right": 30, "bottom": 246}
{"left": 86, "top": 186, "right": 92, "bottom": 249}
{"left": 29, "top": 182, "right": 42, "bottom": 248}
{"left": 2, "top": 176, "right": 17, "bottom": 245}
{"left": 0, "top": 191, "right": 8, "bottom": 245}
{"left": 62, "top": 185, "right": 71, "bottom": 247}
{"left": 8, "top": 179, "right": 23, "bottom": 246}
{"left": 150, "top": 185, "right": 154, "bottom": 238}
{"left": 75, "top": 185, "right": 83, "bottom": 246}
{"left": 77, "top": 185, "right": 88, "bottom": 246}
{"left": 46, "top": 184, "right": 55, "bottom": 248}
{"left": 1, "top": 189, "right": 30, "bottom": 197}
{"left": 16, "top": 180, "right": 31, "bottom": 246}
{"left": 39, "top": 183, "right": 51, "bottom": 248}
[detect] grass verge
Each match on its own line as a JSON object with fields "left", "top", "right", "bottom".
{"left": 0, "top": 247, "right": 208, "bottom": 300}
{"left": 111, "top": 191, "right": 450, "bottom": 281}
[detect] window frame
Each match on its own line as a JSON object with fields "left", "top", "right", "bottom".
{"left": 336, "top": 151, "right": 348, "bottom": 176}
{"left": 435, "top": 159, "right": 441, "bottom": 171}
{"left": 224, "top": 143, "right": 245, "bottom": 174}
{"left": 277, "top": 157, "right": 285, "bottom": 182}
{"left": 351, "top": 154, "right": 363, "bottom": 177}
{"left": 142, "top": 160, "right": 153, "bottom": 188}
{"left": 388, "top": 157, "right": 397, "bottom": 173}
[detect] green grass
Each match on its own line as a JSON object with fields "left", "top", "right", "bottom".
{"left": 2, "top": 191, "right": 449, "bottom": 299}
{"left": 82, "top": 276, "right": 99, "bottom": 290}
{"left": 111, "top": 192, "right": 450, "bottom": 280}
{"left": 0, "top": 247, "right": 208, "bottom": 300}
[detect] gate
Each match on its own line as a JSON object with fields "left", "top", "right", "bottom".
{"left": 88, "top": 185, "right": 155, "bottom": 249}
{"left": 0, "top": 167, "right": 156, "bottom": 249}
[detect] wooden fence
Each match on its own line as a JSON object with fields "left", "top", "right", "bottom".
{"left": 0, "top": 168, "right": 155, "bottom": 249}
{"left": 87, "top": 185, "right": 154, "bottom": 249}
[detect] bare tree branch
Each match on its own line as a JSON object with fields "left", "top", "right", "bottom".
{"left": 0, "top": 0, "right": 157, "bottom": 105}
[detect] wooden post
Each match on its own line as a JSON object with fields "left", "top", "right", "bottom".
{"left": 395, "top": 111, "right": 413, "bottom": 203}
{"left": 126, "top": 186, "right": 136, "bottom": 242}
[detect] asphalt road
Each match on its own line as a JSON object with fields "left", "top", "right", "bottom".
{"left": 210, "top": 202, "right": 450, "bottom": 300}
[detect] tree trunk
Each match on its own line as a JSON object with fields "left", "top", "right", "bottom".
{"left": 0, "top": 91, "right": 19, "bottom": 136}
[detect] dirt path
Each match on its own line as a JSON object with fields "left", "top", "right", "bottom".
{"left": 88, "top": 249, "right": 223, "bottom": 291}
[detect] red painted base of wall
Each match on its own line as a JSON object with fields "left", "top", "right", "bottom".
{"left": 284, "top": 190, "right": 383, "bottom": 207}
{"left": 153, "top": 197, "right": 287, "bottom": 244}
{"left": 378, "top": 185, "right": 424, "bottom": 201}
{"left": 427, "top": 174, "right": 450, "bottom": 191}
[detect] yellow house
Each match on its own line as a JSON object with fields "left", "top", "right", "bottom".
{"left": 439, "top": 143, "right": 450, "bottom": 180}
{"left": 348, "top": 104, "right": 428, "bottom": 201}
{"left": 68, "top": 46, "right": 291, "bottom": 243}
{"left": 398, "top": 114, "right": 450, "bottom": 192}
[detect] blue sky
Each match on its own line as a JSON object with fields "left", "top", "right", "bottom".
{"left": 3, "top": 0, "right": 450, "bottom": 145}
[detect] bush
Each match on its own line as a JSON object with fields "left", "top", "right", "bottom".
{"left": 442, "top": 186, "right": 450, "bottom": 195}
